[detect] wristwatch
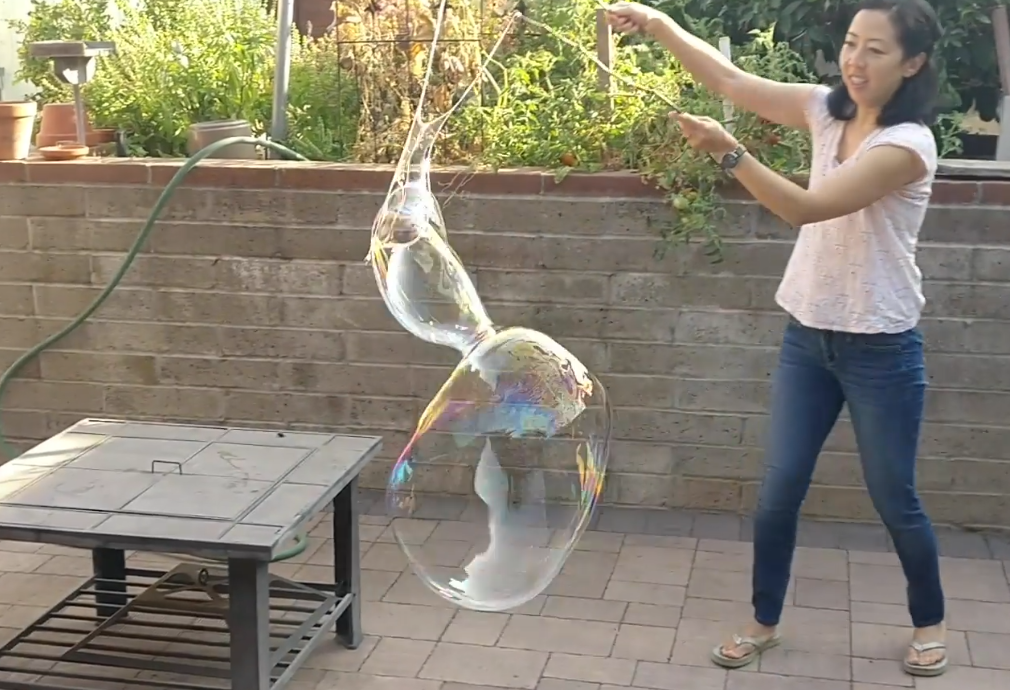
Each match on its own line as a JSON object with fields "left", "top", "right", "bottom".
{"left": 718, "top": 145, "right": 748, "bottom": 176}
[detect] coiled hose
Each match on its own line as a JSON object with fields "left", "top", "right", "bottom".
{"left": 0, "top": 136, "right": 316, "bottom": 562}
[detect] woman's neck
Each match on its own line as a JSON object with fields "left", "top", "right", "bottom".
{"left": 851, "top": 106, "right": 882, "bottom": 132}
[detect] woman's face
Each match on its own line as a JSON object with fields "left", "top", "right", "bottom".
{"left": 840, "top": 9, "right": 926, "bottom": 112}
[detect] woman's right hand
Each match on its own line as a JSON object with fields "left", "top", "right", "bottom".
{"left": 604, "top": 2, "right": 666, "bottom": 35}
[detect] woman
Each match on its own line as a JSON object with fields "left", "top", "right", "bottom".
{"left": 606, "top": 0, "right": 947, "bottom": 678}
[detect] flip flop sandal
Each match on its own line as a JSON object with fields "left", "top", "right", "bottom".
{"left": 902, "top": 641, "right": 949, "bottom": 677}
{"left": 710, "top": 633, "right": 782, "bottom": 669}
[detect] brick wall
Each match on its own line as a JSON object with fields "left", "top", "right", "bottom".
{"left": 1, "top": 159, "right": 1009, "bottom": 527}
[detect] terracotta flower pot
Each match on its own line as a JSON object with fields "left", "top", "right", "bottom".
{"left": 0, "top": 101, "right": 39, "bottom": 161}
{"left": 36, "top": 102, "right": 94, "bottom": 148}
{"left": 88, "top": 128, "right": 117, "bottom": 145}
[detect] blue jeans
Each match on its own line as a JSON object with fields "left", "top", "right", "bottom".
{"left": 752, "top": 319, "right": 945, "bottom": 629}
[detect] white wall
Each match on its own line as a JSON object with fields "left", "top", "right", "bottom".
{"left": 0, "top": 0, "right": 34, "bottom": 101}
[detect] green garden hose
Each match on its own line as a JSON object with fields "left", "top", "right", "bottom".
{"left": 0, "top": 136, "right": 314, "bottom": 562}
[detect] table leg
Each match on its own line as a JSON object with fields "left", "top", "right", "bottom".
{"left": 228, "top": 558, "right": 271, "bottom": 690}
{"left": 91, "top": 547, "right": 126, "bottom": 619}
{"left": 332, "top": 476, "right": 362, "bottom": 649}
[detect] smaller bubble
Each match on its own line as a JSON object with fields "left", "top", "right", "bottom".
{"left": 369, "top": 185, "right": 494, "bottom": 353}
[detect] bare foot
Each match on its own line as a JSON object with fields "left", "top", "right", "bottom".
{"left": 903, "top": 622, "right": 948, "bottom": 676}
{"left": 710, "top": 621, "right": 780, "bottom": 669}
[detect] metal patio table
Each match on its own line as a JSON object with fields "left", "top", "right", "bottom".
{"left": 0, "top": 418, "right": 380, "bottom": 690}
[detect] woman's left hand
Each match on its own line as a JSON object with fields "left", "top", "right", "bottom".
{"left": 671, "top": 112, "right": 738, "bottom": 159}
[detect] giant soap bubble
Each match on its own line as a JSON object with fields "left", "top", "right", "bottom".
{"left": 367, "top": 1, "right": 612, "bottom": 611}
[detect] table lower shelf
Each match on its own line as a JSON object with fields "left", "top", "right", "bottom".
{"left": 0, "top": 563, "right": 350, "bottom": 690}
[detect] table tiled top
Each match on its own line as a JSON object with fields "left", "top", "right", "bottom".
{"left": 0, "top": 419, "right": 380, "bottom": 558}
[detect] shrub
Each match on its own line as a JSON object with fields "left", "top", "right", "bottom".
{"left": 324, "top": 0, "right": 514, "bottom": 163}
{"left": 84, "top": 0, "right": 276, "bottom": 156}
{"left": 283, "top": 29, "right": 360, "bottom": 162}
{"left": 10, "top": 0, "right": 357, "bottom": 157}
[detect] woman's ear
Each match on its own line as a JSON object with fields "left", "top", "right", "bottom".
{"left": 902, "top": 52, "right": 927, "bottom": 79}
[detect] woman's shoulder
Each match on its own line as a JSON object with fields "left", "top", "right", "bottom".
{"left": 803, "top": 85, "right": 834, "bottom": 132}
{"left": 869, "top": 122, "right": 938, "bottom": 176}
{"left": 876, "top": 121, "right": 937, "bottom": 149}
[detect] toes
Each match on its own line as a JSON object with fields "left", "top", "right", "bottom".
{"left": 720, "top": 642, "right": 753, "bottom": 660}
{"left": 718, "top": 644, "right": 739, "bottom": 659}
{"left": 906, "top": 649, "right": 944, "bottom": 667}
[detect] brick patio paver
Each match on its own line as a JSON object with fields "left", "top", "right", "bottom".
{"left": 1, "top": 504, "right": 1009, "bottom": 689}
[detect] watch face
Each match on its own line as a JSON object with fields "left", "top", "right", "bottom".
{"left": 722, "top": 147, "right": 743, "bottom": 171}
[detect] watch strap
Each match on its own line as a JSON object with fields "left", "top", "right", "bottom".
{"left": 719, "top": 145, "right": 748, "bottom": 174}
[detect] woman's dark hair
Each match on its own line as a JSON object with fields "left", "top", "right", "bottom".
{"left": 826, "top": 0, "right": 943, "bottom": 126}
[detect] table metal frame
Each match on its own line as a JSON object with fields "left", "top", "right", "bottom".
{"left": 0, "top": 479, "right": 361, "bottom": 690}
{"left": 0, "top": 421, "right": 378, "bottom": 690}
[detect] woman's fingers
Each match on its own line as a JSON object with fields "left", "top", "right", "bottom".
{"left": 670, "top": 113, "right": 704, "bottom": 149}
{"left": 605, "top": 4, "right": 644, "bottom": 31}
{"left": 607, "top": 16, "right": 639, "bottom": 32}
{"left": 672, "top": 113, "right": 697, "bottom": 135}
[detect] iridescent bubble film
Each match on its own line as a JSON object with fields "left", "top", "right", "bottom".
{"left": 385, "top": 328, "right": 610, "bottom": 610}
{"left": 367, "top": 1, "right": 613, "bottom": 611}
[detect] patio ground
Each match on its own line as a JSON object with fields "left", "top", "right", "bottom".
{"left": 1, "top": 496, "right": 1009, "bottom": 690}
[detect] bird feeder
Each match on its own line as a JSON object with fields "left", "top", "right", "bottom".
{"left": 26, "top": 41, "right": 116, "bottom": 146}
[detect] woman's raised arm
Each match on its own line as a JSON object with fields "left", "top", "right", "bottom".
{"left": 607, "top": 3, "right": 818, "bottom": 130}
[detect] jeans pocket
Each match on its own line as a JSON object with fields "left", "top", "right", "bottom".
{"left": 853, "top": 329, "right": 920, "bottom": 354}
